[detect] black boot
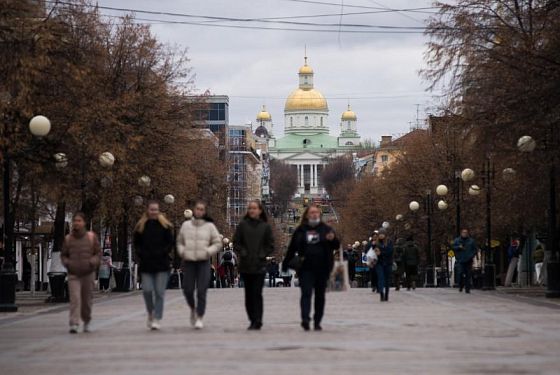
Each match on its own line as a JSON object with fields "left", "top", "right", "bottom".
{"left": 301, "top": 321, "right": 310, "bottom": 331}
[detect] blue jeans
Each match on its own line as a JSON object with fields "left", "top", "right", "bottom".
{"left": 141, "top": 271, "right": 169, "bottom": 320}
{"left": 457, "top": 260, "right": 473, "bottom": 292}
{"left": 376, "top": 263, "right": 392, "bottom": 297}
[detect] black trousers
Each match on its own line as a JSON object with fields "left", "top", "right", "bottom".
{"left": 99, "top": 278, "right": 110, "bottom": 290}
{"left": 457, "top": 260, "right": 473, "bottom": 291}
{"left": 299, "top": 270, "right": 327, "bottom": 324}
{"left": 242, "top": 273, "right": 265, "bottom": 325}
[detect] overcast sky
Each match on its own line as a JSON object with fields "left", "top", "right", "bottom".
{"left": 98, "top": 0, "right": 441, "bottom": 143}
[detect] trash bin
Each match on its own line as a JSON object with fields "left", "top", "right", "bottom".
{"left": 47, "top": 272, "right": 68, "bottom": 303}
{"left": 113, "top": 268, "right": 131, "bottom": 292}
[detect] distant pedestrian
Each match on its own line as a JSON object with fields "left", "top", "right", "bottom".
{"left": 98, "top": 251, "right": 113, "bottom": 292}
{"left": 374, "top": 229, "right": 393, "bottom": 302}
{"left": 283, "top": 204, "right": 340, "bottom": 331}
{"left": 393, "top": 238, "right": 405, "bottom": 291}
{"left": 267, "top": 259, "right": 279, "bottom": 287}
{"left": 177, "top": 201, "right": 222, "bottom": 329}
{"left": 133, "top": 201, "right": 174, "bottom": 330}
{"left": 504, "top": 235, "right": 521, "bottom": 287}
{"left": 234, "top": 200, "right": 275, "bottom": 330}
{"left": 402, "top": 235, "right": 420, "bottom": 290}
{"left": 61, "top": 212, "right": 101, "bottom": 334}
{"left": 453, "top": 229, "right": 477, "bottom": 293}
{"left": 343, "top": 244, "right": 357, "bottom": 284}
{"left": 368, "top": 232, "right": 379, "bottom": 292}
{"left": 220, "top": 244, "right": 237, "bottom": 287}
{"left": 533, "top": 243, "right": 545, "bottom": 285}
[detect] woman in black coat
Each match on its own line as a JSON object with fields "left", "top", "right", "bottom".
{"left": 283, "top": 204, "right": 340, "bottom": 331}
{"left": 234, "top": 200, "right": 274, "bottom": 330}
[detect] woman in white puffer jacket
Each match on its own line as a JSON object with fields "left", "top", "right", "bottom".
{"left": 177, "top": 201, "right": 222, "bottom": 329}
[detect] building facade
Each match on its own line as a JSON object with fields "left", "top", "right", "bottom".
{"left": 228, "top": 125, "right": 262, "bottom": 228}
{"left": 259, "top": 56, "right": 362, "bottom": 196}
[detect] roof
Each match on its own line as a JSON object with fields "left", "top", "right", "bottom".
{"left": 391, "top": 128, "right": 428, "bottom": 147}
{"left": 272, "top": 133, "right": 339, "bottom": 150}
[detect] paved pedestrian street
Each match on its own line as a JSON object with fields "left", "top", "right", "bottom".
{"left": 1, "top": 288, "right": 559, "bottom": 375}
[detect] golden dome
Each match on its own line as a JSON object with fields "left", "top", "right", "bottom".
{"left": 299, "top": 55, "right": 314, "bottom": 74}
{"left": 299, "top": 64, "right": 313, "bottom": 74}
{"left": 256, "top": 105, "right": 271, "bottom": 121}
{"left": 341, "top": 104, "right": 357, "bottom": 121}
{"left": 284, "top": 88, "right": 328, "bottom": 112}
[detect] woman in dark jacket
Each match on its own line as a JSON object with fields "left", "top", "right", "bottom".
{"left": 375, "top": 229, "right": 394, "bottom": 302}
{"left": 234, "top": 200, "right": 274, "bottom": 330}
{"left": 283, "top": 204, "right": 340, "bottom": 331}
{"left": 133, "top": 201, "right": 174, "bottom": 330}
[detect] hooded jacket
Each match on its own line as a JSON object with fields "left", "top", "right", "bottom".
{"left": 234, "top": 217, "right": 274, "bottom": 274}
{"left": 61, "top": 230, "right": 101, "bottom": 276}
{"left": 177, "top": 218, "right": 221, "bottom": 262}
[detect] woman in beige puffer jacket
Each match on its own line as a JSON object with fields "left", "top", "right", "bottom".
{"left": 176, "top": 201, "right": 221, "bottom": 329}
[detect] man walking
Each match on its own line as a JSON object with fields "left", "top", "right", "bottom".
{"left": 453, "top": 229, "right": 477, "bottom": 294}
{"left": 402, "top": 235, "right": 420, "bottom": 291}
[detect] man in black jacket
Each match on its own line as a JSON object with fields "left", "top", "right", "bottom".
{"left": 283, "top": 205, "right": 340, "bottom": 331}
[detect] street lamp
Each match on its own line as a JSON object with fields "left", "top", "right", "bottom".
{"left": 518, "top": 135, "right": 559, "bottom": 298}
{"left": 138, "top": 175, "right": 151, "bottom": 188}
{"left": 53, "top": 153, "right": 68, "bottom": 169}
{"left": 409, "top": 184, "right": 449, "bottom": 287}
{"left": 382, "top": 221, "right": 390, "bottom": 229}
{"left": 29, "top": 115, "right": 51, "bottom": 137}
{"left": 164, "top": 194, "right": 175, "bottom": 205}
{"left": 1, "top": 116, "right": 52, "bottom": 312}
{"left": 395, "top": 214, "right": 404, "bottom": 221}
{"left": 99, "top": 152, "right": 115, "bottom": 168}
{"left": 468, "top": 185, "right": 481, "bottom": 196}
{"left": 184, "top": 209, "right": 193, "bottom": 219}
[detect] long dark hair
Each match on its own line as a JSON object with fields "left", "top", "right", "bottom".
{"left": 299, "top": 204, "right": 321, "bottom": 226}
{"left": 244, "top": 200, "right": 268, "bottom": 222}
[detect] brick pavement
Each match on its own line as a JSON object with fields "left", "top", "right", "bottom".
{"left": 1, "top": 287, "right": 559, "bottom": 375}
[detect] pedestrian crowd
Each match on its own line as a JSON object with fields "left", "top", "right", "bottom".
{"left": 59, "top": 199, "right": 496, "bottom": 335}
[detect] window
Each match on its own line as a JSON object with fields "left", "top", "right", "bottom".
{"left": 290, "top": 117, "right": 293, "bottom": 127}
{"left": 305, "top": 116, "right": 309, "bottom": 126}
{"left": 345, "top": 141, "right": 354, "bottom": 146}
{"left": 320, "top": 117, "right": 323, "bottom": 126}
{"left": 303, "top": 139, "right": 311, "bottom": 146}
{"left": 381, "top": 155, "right": 389, "bottom": 163}
{"left": 347, "top": 121, "right": 351, "bottom": 127}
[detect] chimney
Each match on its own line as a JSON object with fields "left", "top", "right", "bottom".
{"left": 380, "top": 136, "right": 392, "bottom": 147}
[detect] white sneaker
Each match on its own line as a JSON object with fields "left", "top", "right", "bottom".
{"left": 194, "top": 317, "right": 204, "bottom": 330}
{"left": 190, "top": 309, "right": 196, "bottom": 327}
{"left": 83, "top": 323, "right": 91, "bottom": 333}
{"left": 151, "top": 320, "right": 161, "bottom": 330}
{"left": 147, "top": 313, "right": 153, "bottom": 329}
{"left": 69, "top": 325, "right": 79, "bottom": 334}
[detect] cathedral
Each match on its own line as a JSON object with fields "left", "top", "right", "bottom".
{"left": 253, "top": 56, "right": 362, "bottom": 196}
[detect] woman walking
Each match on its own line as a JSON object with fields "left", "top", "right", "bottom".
{"left": 133, "top": 201, "right": 174, "bottom": 330}
{"left": 234, "top": 200, "right": 274, "bottom": 330}
{"left": 61, "top": 212, "right": 101, "bottom": 334}
{"left": 375, "top": 229, "right": 394, "bottom": 302}
{"left": 283, "top": 204, "right": 340, "bottom": 331}
{"left": 177, "top": 201, "right": 221, "bottom": 329}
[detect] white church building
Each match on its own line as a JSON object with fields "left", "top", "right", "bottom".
{"left": 253, "top": 56, "right": 362, "bottom": 196}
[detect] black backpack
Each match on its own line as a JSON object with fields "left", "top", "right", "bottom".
{"left": 223, "top": 251, "right": 233, "bottom": 263}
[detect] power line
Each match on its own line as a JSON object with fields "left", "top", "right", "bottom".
{"left": 281, "top": 0, "right": 439, "bottom": 13}
{"left": 46, "top": 1, "right": 434, "bottom": 32}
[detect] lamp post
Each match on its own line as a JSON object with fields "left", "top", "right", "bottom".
{"left": 518, "top": 135, "right": 559, "bottom": 298}
{"left": 460, "top": 159, "right": 511, "bottom": 291}
{"left": 409, "top": 185, "right": 448, "bottom": 287}
{"left": 1, "top": 116, "right": 51, "bottom": 312}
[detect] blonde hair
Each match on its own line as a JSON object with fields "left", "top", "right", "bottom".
{"left": 134, "top": 212, "right": 173, "bottom": 233}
